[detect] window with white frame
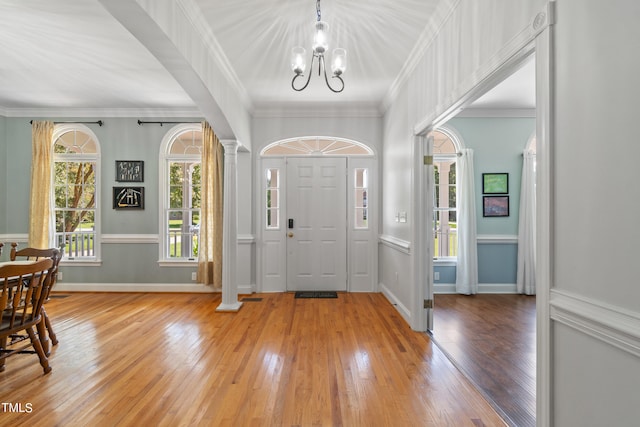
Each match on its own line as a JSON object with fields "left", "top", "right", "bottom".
{"left": 53, "top": 125, "right": 100, "bottom": 260}
{"left": 354, "top": 168, "right": 369, "bottom": 229}
{"left": 265, "top": 168, "right": 280, "bottom": 229}
{"left": 431, "top": 130, "right": 459, "bottom": 259}
{"left": 160, "top": 125, "right": 202, "bottom": 261}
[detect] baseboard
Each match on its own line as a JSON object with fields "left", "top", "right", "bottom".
{"left": 55, "top": 282, "right": 256, "bottom": 294}
{"left": 379, "top": 282, "right": 412, "bottom": 325}
{"left": 434, "top": 283, "right": 518, "bottom": 294}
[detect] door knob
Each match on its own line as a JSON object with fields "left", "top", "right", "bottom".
{"left": 288, "top": 232, "right": 294, "bottom": 238}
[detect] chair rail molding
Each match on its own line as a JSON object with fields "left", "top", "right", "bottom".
{"left": 378, "top": 234, "right": 411, "bottom": 254}
{"left": 550, "top": 289, "right": 640, "bottom": 359}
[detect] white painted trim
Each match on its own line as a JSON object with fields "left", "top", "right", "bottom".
{"left": 378, "top": 234, "right": 411, "bottom": 254}
{"left": 56, "top": 282, "right": 254, "bottom": 294}
{"left": 1, "top": 107, "right": 201, "bottom": 118}
{"left": 176, "top": 0, "right": 252, "bottom": 112}
{"left": 252, "top": 104, "right": 381, "bottom": 119}
{"left": 54, "top": 282, "right": 216, "bottom": 293}
{"left": 535, "top": 5, "right": 555, "bottom": 426}
{"left": 102, "top": 234, "right": 159, "bottom": 244}
{"left": 0, "top": 234, "right": 28, "bottom": 242}
{"left": 238, "top": 234, "right": 255, "bottom": 244}
{"left": 551, "top": 289, "right": 640, "bottom": 359}
{"left": 456, "top": 108, "right": 536, "bottom": 118}
{"left": 157, "top": 260, "right": 197, "bottom": 267}
{"left": 379, "top": 282, "right": 412, "bottom": 325}
{"left": 412, "top": 10, "right": 547, "bottom": 135}
{"left": 434, "top": 283, "right": 518, "bottom": 294}
{"left": 477, "top": 234, "right": 519, "bottom": 244}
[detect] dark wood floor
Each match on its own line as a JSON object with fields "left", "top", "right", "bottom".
{"left": 0, "top": 292, "right": 506, "bottom": 426}
{"left": 432, "top": 294, "right": 536, "bottom": 427}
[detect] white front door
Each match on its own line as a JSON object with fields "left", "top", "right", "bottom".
{"left": 286, "top": 157, "right": 347, "bottom": 291}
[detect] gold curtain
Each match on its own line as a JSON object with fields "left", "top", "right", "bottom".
{"left": 29, "top": 121, "right": 54, "bottom": 248}
{"left": 197, "top": 121, "right": 224, "bottom": 287}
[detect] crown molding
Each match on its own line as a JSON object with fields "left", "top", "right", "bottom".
{"left": 380, "top": 0, "right": 461, "bottom": 113}
{"left": 252, "top": 103, "right": 382, "bottom": 119}
{"left": 0, "top": 107, "right": 202, "bottom": 118}
{"left": 176, "top": 0, "right": 253, "bottom": 112}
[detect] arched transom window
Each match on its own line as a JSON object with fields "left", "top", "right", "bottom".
{"left": 261, "top": 137, "right": 373, "bottom": 157}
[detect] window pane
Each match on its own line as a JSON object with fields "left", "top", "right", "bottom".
{"left": 266, "top": 169, "right": 280, "bottom": 229}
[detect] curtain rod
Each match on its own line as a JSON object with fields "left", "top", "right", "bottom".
{"left": 137, "top": 120, "right": 201, "bottom": 126}
{"left": 29, "top": 120, "right": 103, "bottom": 126}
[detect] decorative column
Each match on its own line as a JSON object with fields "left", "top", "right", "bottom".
{"left": 216, "top": 139, "right": 243, "bottom": 312}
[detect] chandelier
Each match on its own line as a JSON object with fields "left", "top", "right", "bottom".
{"left": 290, "top": 0, "right": 346, "bottom": 93}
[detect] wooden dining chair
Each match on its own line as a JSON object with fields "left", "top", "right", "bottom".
{"left": 10, "top": 243, "right": 62, "bottom": 356}
{"left": 0, "top": 258, "right": 54, "bottom": 374}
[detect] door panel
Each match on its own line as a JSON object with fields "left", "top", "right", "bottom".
{"left": 287, "top": 157, "right": 347, "bottom": 291}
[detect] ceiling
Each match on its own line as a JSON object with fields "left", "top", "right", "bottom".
{"left": 0, "top": 0, "right": 534, "bottom": 117}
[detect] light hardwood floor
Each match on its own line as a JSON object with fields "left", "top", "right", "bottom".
{"left": 0, "top": 292, "right": 506, "bottom": 426}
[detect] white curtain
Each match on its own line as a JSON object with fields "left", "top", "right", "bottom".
{"left": 517, "top": 150, "right": 536, "bottom": 295}
{"left": 456, "top": 148, "right": 478, "bottom": 295}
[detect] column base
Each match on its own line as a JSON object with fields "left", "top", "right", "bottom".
{"left": 215, "top": 301, "right": 244, "bottom": 312}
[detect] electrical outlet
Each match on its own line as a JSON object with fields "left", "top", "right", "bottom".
{"left": 434, "top": 271, "right": 440, "bottom": 281}
{"left": 191, "top": 272, "right": 197, "bottom": 281}
{"left": 58, "top": 271, "right": 63, "bottom": 281}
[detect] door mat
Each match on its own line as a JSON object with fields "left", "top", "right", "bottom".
{"left": 294, "top": 291, "right": 338, "bottom": 299}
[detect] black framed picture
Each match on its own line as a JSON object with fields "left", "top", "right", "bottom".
{"left": 116, "top": 160, "right": 144, "bottom": 182}
{"left": 482, "top": 173, "right": 509, "bottom": 194}
{"left": 113, "top": 186, "right": 144, "bottom": 210}
{"left": 483, "top": 196, "right": 509, "bottom": 217}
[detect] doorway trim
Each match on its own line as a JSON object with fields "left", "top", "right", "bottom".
{"left": 410, "top": 3, "right": 554, "bottom": 426}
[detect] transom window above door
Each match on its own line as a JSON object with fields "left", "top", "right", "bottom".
{"left": 261, "top": 137, "right": 373, "bottom": 157}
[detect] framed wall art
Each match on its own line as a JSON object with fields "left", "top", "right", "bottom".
{"left": 482, "top": 173, "right": 509, "bottom": 194}
{"left": 113, "top": 186, "right": 145, "bottom": 210}
{"left": 483, "top": 196, "right": 509, "bottom": 217}
{"left": 116, "top": 160, "right": 144, "bottom": 182}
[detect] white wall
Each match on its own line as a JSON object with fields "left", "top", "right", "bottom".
{"left": 551, "top": 0, "right": 640, "bottom": 424}
{"left": 381, "top": 0, "right": 545, "bottom": 322}
{"left": 380, "top": 0, "right": 640, "bottom": 425}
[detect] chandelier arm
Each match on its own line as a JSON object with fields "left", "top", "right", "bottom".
{"left": 323, "top": 65, "right": 345, "bottom": 93}
{"left": 292, "top": 53, "right": 316, "bottom": 92}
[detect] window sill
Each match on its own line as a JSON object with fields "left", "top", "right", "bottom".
{"left": 433, "top": 258, "right": 457, "bottom": 267}
{"left": 60, "top": 259, "right": 102, "bottom": 267}
{"left": 158, "top": 260, "right": 198, "bottom": 267}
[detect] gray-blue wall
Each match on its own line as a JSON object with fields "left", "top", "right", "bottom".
{"left": 434, "top": 116, "right": 535, "bottom": 289}
{"left": 0, "top": 116, "right": 202, "bottom": 282}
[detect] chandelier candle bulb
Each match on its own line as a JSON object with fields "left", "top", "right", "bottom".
{"left": 332, "top": 48, "right": 346, "bottom": 75}
{"left": 291, "top": 47, "right": 307, "bottom": 74}
{"left": 313, "top": 21, "right": 329, "bottom": 54}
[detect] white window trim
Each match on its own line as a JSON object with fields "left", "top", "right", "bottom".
{"left": 158, "top": 123, "right": 202, "bottom": 263}
{"left": 52, "top": 123, "right": 102, "bottom": 263}
{"left": 432, "top": 125, "right": 465, "bottom": 263}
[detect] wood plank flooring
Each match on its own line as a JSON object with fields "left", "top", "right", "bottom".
{"left": 0, "top": 292, "right": 506, "bottom": 426}
{"left": 432, "top": 294, "right": 536, "bottom": 427}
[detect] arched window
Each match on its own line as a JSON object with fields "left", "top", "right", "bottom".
{"left": 159, "top": 124, "right": 202, "bottom": 262}
{"left": 430, "top": 129, "right": 461, "bottom": 260}
{"left": 53, "top": 124, "right": 100, "bottom": 260}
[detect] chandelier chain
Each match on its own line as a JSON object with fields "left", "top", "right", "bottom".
{"left": 316, "top": 0, "right": 321, "bottom": 22}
